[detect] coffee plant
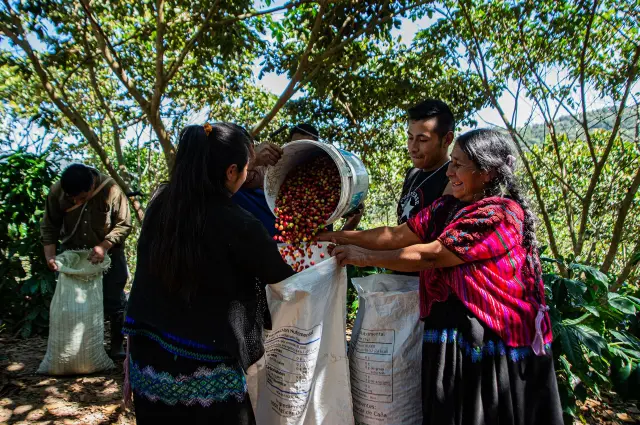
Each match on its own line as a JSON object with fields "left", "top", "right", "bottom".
{"left": 0, "top": 151, "right": 58, "bottom": 337}
{"left": 542, "top": 254, "right": 640, "bottom": 421}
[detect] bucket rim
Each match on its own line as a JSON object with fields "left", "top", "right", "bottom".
{"left": 264, "top": 140, "right": 353, "bottom": 225}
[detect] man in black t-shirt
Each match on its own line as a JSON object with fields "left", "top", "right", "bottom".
{"left": 397, "top": 99, "right": 455, "bottom": 225}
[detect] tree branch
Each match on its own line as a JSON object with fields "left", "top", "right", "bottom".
{"left": 251, "top": 1, "right": 327, "bottom": 136}
{"left": 87, "top": 59, "right": 129, "bottom": 176}
{"left": 79, "top": 24, "right": 128, "bottom": 174}
{"left": 164, "top": 0, "right": 220, "bottom": 84}
{"left": 513, "top": 21, "right": 589, "bottom": 137}
{"left": 80, "top": 0, "right": 174, "bottom": 165}
{"left": 313, "top": 0, "right": 424, "bottom": 63}
{"left": 575, "top": 44, "right": 640, "bottom": 256}
{"left": 79, "top": 0, "right": 151, "bottom": 112}
{"left": 579, "top": 0, "right": 599, "bottom": 165}
{"left": 601, "top": 166, "right": 640, "bottom": 273}
{"left": 508, "top": 22, "right": 588, "bottom": 205}
{"left": 612, "top": 240, "right": 640, "bottom": 292}
{"left": 454, "top": 1, "right": 564, "bottom": 263}
{"left": 165, "top": 0, "right": 312, "bottom": 84}
{"left": 0, "top": 12, "right": 144, "bottom": 223}
{"left": 252, "top": 0, "right": 427, "bottom": 135}
{"left": 505, "top": 70, "right": 584, "bottom": 201}
{"left": 151, "top": 0, "right": 165, "bottom": 116}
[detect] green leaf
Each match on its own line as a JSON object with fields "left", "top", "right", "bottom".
{"left": 617, "top": 348, "right": 640, "bottom": 360}
{"left": 569, "top": 263, "right": 609, "bottom": 288}
{"left": 611, "top": 357, "right": 632, "bottom": 386}
{"left": 609, "top": 345, "right": 631, "bottom": 362}
{"left": 583, "top": 305, "right": 600, "bottom": 317}
{"left": 608, "top": 293, "right": 637, "bottom": 315}
{"left": 627, "top": 296, "right": 640, "bottom": 306}
{"left": 20, "top": 278, "right": 39, "bottom": 295}
{"left": 562, "top": 312, "right": 591, "bottom": 326}
{"left": 26, "top": 309, "right": 38, "bottom": 321}
{"left": 561, "top": 278, "right": 587, "bottom": 300}
{"left": 572, "top": 324, "right": 607, "bottom": 356}
{"left": 555, "top": 324, "right": 584, "bottom": 367}
{"left": 610, "top": 330, "right": 640, "bottom": 351}
{"left": 541, "top": 256, "right": 563, "bottom": 265}
{"left": 20, "top": 321, "right": 32, "bottom": 339}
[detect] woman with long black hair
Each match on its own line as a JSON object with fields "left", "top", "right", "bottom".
{"left": 123, "top": 123, "right": 294, "bottom": 423}
{"left": 320, "top": 129, "right": 563, "bottom": 425}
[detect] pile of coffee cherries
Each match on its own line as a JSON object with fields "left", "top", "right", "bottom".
{"left": 273, "top": 154, "right": 340, "bottom": 272}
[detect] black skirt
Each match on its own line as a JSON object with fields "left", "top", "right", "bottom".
{"left": 128, "top": 334, "right": 255, "bottom": 425}
{"left": 421, "top": 297, "right": 564, "bottom": 425}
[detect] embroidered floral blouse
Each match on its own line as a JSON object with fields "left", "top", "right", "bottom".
{"left": 407, "top": 195, "right": 553, "bottom": 348}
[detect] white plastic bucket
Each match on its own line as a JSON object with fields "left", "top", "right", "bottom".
{"left": 264, "top": 139, "right": 369, "bottom": 225}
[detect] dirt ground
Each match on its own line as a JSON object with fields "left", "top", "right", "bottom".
{"left": 1, "top": 333, "right": 639, "bottom": 425}
{"left": 0, "top": 334, "right": 133, "bottom": 425}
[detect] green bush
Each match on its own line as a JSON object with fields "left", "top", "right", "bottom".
{"left": 0, "top": 151, "right": 58, "bottom": 337}
{"left": 542, "top": 255, "right": 640, "bottom": 421}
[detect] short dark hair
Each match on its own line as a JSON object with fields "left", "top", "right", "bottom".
{"left": 61, "top": 164, "right": 95, "bottom": 196}
{"left": 290, "top": 123, "right": 319, "bottom": 141}
{"left": 407, "top": 99, "right": 455, "bottom": 138}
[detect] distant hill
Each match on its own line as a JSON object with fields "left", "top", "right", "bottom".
{"left": 519, "top": 105, "right": 638, "bottom": 145}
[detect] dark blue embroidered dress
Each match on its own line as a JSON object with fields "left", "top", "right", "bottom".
{"left": 421, "top": 297, "right": 562, "bottom": 425}
{"left": 123, "top": 195, "right": 294, "bottom": 424}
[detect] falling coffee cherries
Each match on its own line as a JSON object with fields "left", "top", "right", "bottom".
{"left": 274, "top": 154, "right": 340, "bottom": 272}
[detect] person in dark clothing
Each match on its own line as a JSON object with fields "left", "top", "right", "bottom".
{"left": 41, "top": 163, "right": 132, "bottom": 358}
{"left": 231, "top": 127, "right": 287, "bottom": 236}
{"left": 123, "top": 123, "right": 294, "bottom": 424}
{"left": 397, "top": 99, "right": 455, "bottom": 225}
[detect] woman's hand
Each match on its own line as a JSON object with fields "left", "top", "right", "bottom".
{"left": 330, "top": 244, "right": 373, "bottom": 267}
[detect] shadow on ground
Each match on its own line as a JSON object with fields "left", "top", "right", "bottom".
{"left": 1, "top": 330, "right": 639, "bottom": 424}
{"left": 0, "top": 332, "right": 134, "bottom": 425}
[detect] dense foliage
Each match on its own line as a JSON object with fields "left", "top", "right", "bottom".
{"left": 0, "top": 151, "right": 58, "bottom": 337}
{"left": 542, "top": 255, "right": 640, "bottom": 420}
{"left": 523, "top": 132, "right": 640, "bottom": 286}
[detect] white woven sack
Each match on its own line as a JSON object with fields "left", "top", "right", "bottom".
{"left": 38, "top": 250, "right": 115, "bottom": 375}
{"left": 349, "top": 274, "right": 423, "bottom": 425}
{"left": 246, "top": 256, "right": 354, "bottom": 425}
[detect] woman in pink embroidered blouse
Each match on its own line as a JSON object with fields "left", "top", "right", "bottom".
{"left": 320, "top": 129, "right": 563, "bottom": 425}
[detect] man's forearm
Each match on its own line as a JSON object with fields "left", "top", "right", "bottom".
{"left": 330, "top": 228, "right": 390, "bottom": 249}
{"left": 104, "top": 224, "right": 131, "bottom": 246}
{"left": 99, "top": 240, "right": 113, "bottom": 250}
{"left": 242, "top": 169, "right": 263, "bottom": 189}
{"left": 325, "top": 224, "right": 419, "bottom": 250}
{"left": 44, "top": 244, "right": 56, "bottom": 260}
